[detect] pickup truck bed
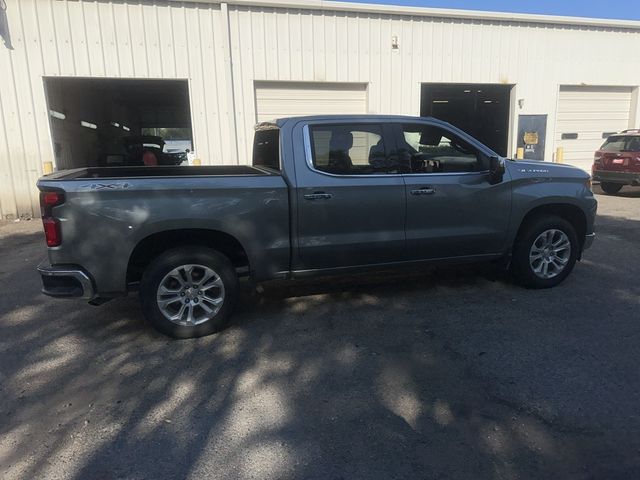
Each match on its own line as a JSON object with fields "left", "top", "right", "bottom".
{"left": 39, "top": 164, "right": 291, "bottom": 297}
{"left": 44, "top": 165, "right": 273, "bottom": 180}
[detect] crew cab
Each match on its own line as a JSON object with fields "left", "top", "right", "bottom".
{"left": 37, "top": 115, "right": 597, "bottom": 338}
{"left": 592, "top": 129, "right": 640, "bottom": 194}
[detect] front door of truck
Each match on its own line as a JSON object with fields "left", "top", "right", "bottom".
{"left": 294, "top": 122, "right": 408, "bottom": 271}
{"left": 395, "top": 121, "right": 511, "bottom": 260}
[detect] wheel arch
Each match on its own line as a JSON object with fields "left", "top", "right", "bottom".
{"left": 126, "top": 229, "right": 250, "bottom": 287}
{"left": 515, "top": 203, "right": 588, "bottom": 253}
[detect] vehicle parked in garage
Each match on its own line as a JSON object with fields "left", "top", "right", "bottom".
{"left": 103, "top": 135, "right": 187, "bottom": 167}
{"left": 592, "top": 129, "right": 640, "bottom": 194}
{"left": 37, "top": 115, "right": 597, "bottom": 338}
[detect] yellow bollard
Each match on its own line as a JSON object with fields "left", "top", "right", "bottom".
{"left": 516, "top": 147, "right": 524, "bottom": 160}
{"left": 43, "top": 161, "right": 54, "bottom": 175}
{"left": 192, "top": 158, "right": 201, "bottom": 166}
{"left": 555, "top": 147, "right": 564, "bottom": 163}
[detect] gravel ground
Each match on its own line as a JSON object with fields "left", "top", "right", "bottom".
{"left": 0, "top": 184, "right": 639, "bottom": 480}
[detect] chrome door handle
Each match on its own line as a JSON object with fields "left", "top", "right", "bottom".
{"left": 410, "top": 187, "right": 436, "bottom": 196}
{"left": 304, "top": 192, "right": 333, "bottom": 200}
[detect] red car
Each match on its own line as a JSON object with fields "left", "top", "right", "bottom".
{"left": 592, "top": 129, "right": 640, "bottom": 194}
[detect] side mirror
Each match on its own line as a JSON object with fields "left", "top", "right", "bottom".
{"left": 489, "top": 156, "right": 505, "bottom": 185}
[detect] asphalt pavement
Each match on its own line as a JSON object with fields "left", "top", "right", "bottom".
{"left": 0, "top": 184, "right": 639, "bottom": 480}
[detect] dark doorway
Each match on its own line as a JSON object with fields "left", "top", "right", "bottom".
{"left": 44, "top": 78, "right": 193, "bottom": 169}
{"left": 420, "top": 83, "right": 512, "bottom": 156}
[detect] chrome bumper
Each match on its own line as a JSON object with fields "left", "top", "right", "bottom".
{"left": 37, "top": 260, "right": 96, "bottom": 300}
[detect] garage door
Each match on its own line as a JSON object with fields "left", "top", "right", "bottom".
{"left": 555, "top": 86, "right": 634, "bottom": 172}
{"left": 254, "top": 82, "right": 368, "bottom": 122}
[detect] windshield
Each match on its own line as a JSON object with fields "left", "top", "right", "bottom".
{"left": 600, "top": 135, "right": 640, "bottom": 152}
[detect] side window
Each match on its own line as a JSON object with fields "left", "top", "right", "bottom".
{"left": 252, "top": 128, "right": 280, "bottom": 171}
{"left": 400, "top": 124, "right": 484, "bottom": 174}
{"left": 309, "top": 124, "right": 408, "bottom": 175}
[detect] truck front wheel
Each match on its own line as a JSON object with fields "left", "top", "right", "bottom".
{"left": 510, "top": 215, "right": 579, "bottom": 289}
{"left": 140, "top": 247, "right": 238, "bottom": 338}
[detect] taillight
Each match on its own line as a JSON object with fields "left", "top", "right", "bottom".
{"left": 592, "top": 153, "right": 602, "bottom": 174}
{"left": 39, "top": 191, "right": 64, "bottom": 247}
{"left": 41, "top": 191, "right": 62, "bottom": 206}
{"left": 42, "top": 217, "right": 61, "bottom": 247}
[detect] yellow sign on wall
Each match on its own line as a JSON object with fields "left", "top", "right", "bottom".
{"left": 523, "top": 131, "right": 539, "bottom": 145}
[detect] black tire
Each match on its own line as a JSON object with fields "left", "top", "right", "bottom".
{"left": 600, "top": 182, "right": 623, "bottom": 195}
{"left": 510, "top": 215, "right": 579, "bottom": 289}
{"left": 140, "top": 247, "right": 238, "bottom": 339}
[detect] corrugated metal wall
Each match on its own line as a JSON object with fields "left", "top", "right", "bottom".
{"left": 227, "top": 5, "right": 640, "bottom": 164}
{"left": 1, "top": 0, "right": 640, "bottom": 218}
{"left": 0, "top": 0, "right": 235, "bottom": 218}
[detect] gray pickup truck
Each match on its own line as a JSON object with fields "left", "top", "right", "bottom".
{"left": 37, "top": 115, "right": 597, "bottom": 338}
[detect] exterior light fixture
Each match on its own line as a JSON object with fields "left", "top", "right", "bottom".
{"left": 49, "top": 110, "right": 66, "bottom": 120}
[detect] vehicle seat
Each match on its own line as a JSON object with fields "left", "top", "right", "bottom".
{"left": 142, "top": 150, "right": 158, "bottom": 166}
{"left": 368, "top": 139, "right": 386, "bottom": 166}
{"left": 328, "top": 130, "right": 354, "bottom": 172}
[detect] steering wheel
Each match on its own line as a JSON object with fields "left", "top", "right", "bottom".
{"left": 410, "top": 152, "right": 441, "bottom": 172}
{"left": 451, "top": 139, "right": 474, "bottom": 155}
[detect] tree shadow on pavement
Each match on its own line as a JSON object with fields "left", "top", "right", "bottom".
{"left": 1, "top": 215, "right": 639, "bottom": 480}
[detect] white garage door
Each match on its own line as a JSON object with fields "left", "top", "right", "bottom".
{"left": 555, "top": 86, "right": 633, "bottom": 172}
{"left": 254, "top": 81, "right": 368, "bottom": 122}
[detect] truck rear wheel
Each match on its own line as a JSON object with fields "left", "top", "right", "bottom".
{"left": 600, "top": 182, "right": 623, "bottom": 195}
{"left": 140, "top": 247, "right": 238, "bottom": 338}
{"left": 510, "top": 215, "right": 579, "bottom": 289}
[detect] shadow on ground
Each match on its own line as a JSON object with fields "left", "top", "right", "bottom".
{"left": 593, "top": 183, "right": 640, "bottom": 198}
{"left": 0, "top": 211, "right": 639, "bottom": 479}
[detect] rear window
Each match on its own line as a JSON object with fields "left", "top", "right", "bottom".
{"left": 600, "top": 135, "right": 640, "bottom": 152}
{"left": 253, "top": 129, "right": 280, "bottom": 171}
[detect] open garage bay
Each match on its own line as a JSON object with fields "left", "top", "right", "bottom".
{"left": 44, "top": 78, "right": 193, "bottom": 169}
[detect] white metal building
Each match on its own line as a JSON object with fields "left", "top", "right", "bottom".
{"left": 1, "top": 0, "right": 639, "bottom": 219}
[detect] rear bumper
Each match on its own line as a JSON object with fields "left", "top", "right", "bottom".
{"left": 592, "top": 170, "right": 640, "bottom": 185}
{"left": 37, "top": 260, "right": 96, "bottom": 300}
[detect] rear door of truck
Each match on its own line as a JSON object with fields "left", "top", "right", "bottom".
{"left": 291, "top": 119, "right": 408, "bottom": 271}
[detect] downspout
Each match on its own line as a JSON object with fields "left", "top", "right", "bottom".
{"left": 0, "top": 0, "right": 14, "bottom": 49}
{"left": 220, "top": 2, "right": 240, "bottom": 163}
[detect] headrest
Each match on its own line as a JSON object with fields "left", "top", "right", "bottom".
{"left": 330, "top": 130, "right": 354, "bottom": 151}
{"left": 419, "top": 128, "right": 443, "bottom": 146}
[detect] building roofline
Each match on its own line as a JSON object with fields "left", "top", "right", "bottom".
{"left": 180, "top": 0, "right": 640, "bottom": 30}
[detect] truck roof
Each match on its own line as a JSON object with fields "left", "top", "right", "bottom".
{"left": 262, "top": 114, "right": 447, "bottom": 129}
